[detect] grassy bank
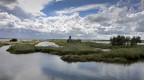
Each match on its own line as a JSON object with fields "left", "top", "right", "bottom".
{"left": 6, "top": 40, "right": 144, "bottom": 63}
{"left": 61, "top": 54, "right": 128, "bottom": 63}
{"left": 7, "top": 44, "right": 36, "bottom": 54}
{"left": 61, "top": 47, "right": 144, "bottom": 63}
{"left": 8, "top": 41, "right": 102, "bottom": 54}
{"left": 6, "top": 40, "right": 42, "bottom": 54}
{"left": 36, "top": 43, "right": 102, "bottom": 55}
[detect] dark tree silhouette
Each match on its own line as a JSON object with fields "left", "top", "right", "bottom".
{"left": 130, "top": 36, "right": 141, "bottom": 46}
{"left": 110, "top": 35, "right": 141, "bottom": 46}
{"left": 110, "top": 35, "right": 126, "bottom": 46}
{"left": 10, "top": 38, "right": 17, "bottom": 42}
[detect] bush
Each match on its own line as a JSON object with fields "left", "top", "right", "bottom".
{"left": 10, "top": 38, "right": 17, "bottom": 42}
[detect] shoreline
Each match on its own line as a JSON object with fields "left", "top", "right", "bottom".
{"left": 2, "top": 40, "right": 144, "bottom": 64}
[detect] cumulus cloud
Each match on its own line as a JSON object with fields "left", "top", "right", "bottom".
{"left": 0, "top": 0, "right": 144, "bottom": 39}
{"left": 0, "top": 5, "right": 32, "bottom": 19}
{"left": 17, "top": 0, "right": 54, "bottom": 16}
{"left": 0, "top": 0, "right": 18, "bottom": 9}
{"left": 0, "top": 0, "right": 17, "bottom": 4}
{"left": 0, "top": 0, "right": 63, "bottom": 16}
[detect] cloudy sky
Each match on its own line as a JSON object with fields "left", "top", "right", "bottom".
{"left": 0, "top": 0, "right": 144, "bottom": 39}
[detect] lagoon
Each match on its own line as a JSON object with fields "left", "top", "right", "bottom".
{"left": 0, "top": 46, "right": 144, "bottom": 80}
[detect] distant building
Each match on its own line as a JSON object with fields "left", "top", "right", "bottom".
{"left": 67, "top": 36, "right": 72, "bottom": 43}
{"left": 67, "top": 36, "right": 81, "bottom": 43}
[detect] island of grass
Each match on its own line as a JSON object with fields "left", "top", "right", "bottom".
{"left": 6, "top": 35, "right": 144, "bottom": 63}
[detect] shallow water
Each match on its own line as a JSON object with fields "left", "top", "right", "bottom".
{"left": 95, "top": 41, "right": 110, "bottom": 44}
{"left": 0, "top": 46, "right": 144, "bottom": 80}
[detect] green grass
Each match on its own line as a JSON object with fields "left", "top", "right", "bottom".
{"left": 36, "top": 43, "right": 102, "bottom": 55}
{"left": 102, "top": 47, "right": 144, "bottom": 60}
{"left": 6, "top": 39, "right": 144, "bottom": 63}
{"left": 48, "top": 39, "right": 68, "bottom": 46}
{"left": 8, "top": 40, "right": 102, "bottom": 55}
{"left": 61, "top": 54, "right": 128, "bottom": 63}
{"left": 7, "top": 44, "right": 36, "bottom": 54}
{"left": 61, "top": 47, "right": 144, "bottom": 63}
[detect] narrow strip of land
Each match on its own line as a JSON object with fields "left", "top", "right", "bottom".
{"left": 4, "top": 39, "right": 144, "bottom": 64}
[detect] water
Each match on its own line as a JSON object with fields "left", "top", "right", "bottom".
{"left": 95, "top": 41, "right": 110, "bottom": 44}
{"left": 0, "top": 46, "right": 144, "bottom": 80}
{"left": 138, "top": 43, "right": 144, "bottom": 45}
{"left": 0, "top": 39, "right": 10, "bottom": 42}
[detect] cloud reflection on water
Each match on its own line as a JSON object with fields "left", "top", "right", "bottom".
{"left": 0, "top": 46, "right": 144, "bottom": 80}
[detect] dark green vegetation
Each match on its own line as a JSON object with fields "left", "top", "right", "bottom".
{"left": 7, "top": 40, "right": 103, "bottom": 55}
{"left": 6, "top": 40, "right": 41, "bottom": 54}
{"left": 36, "top": 43, "right": 102, "bottom": 55}
{"left": 62, "top": 46, "right": 144, "bottom": 63}
{"left": 110, "top": 35, "right": 141, "bottom": 46}
{"left": 5, "top": 39, "right": 144, "bottom": 63}
{"left": 0, "top": 41, "right": 16, "bottom": 47}
{"left": 7, "top": 44, "right": 36, "bottom": 54}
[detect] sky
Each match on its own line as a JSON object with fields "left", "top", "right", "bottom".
{"left": 0, "top": 0, "right": 144, "bottom": 39}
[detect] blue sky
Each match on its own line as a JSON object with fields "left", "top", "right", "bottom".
{"left": 0, "top": 0, "right": 144, "bottom": 39}
{"left": 43, "top": 0, "right": 141, "bottom": 16}
{"left": 43, "top": 0, "right": 118, "bottom": 16}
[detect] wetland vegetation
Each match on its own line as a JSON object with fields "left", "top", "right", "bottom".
{"left": 5, "top": 36, "right": 144, "bottom": 63}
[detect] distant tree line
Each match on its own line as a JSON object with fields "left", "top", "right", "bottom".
{"left": 110, "top": 35, "right": 142, "bottom": 46}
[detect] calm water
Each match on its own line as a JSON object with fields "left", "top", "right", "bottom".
{"left": 0, "top": 46, "right": 144, "bottom": 80}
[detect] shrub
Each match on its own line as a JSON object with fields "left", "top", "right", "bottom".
{"left": 10, "top": 38, "right": 17, "bottom": 42}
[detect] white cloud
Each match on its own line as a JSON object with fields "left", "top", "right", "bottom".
{"left": 0, "top": 0, "right": 18, "bottom": 9}
{"left": 17, "top": 0, "right": 54, "bottom": 16}
{"left": 0, "top": 2, "right": 144, "bottom": 39}
{"left": 0, "top": 0, "right": 63, "bottom": 16}
{"left": 0, "top": 12, "right": 21, "bottom": 29}
{"left": 55, "top": 4, "right": 106, "bottom": 15}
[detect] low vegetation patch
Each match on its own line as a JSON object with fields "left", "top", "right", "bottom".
{"left": 36, "top": 43, "right": 102, "bottom": 55}
{"left": 103, "top": 47, "right": 144, "bottom": 60}
{"left": 61, "top": 54, "right": 128, "bottom": 63}
{"left": 7, "top": 44, "right": 36, "bottom": 54}
{"left": 6, "top": 39, "right": 144, "bottom": 63}
{"left": 61, "top": 47, "right": 144, "bottom": 63}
